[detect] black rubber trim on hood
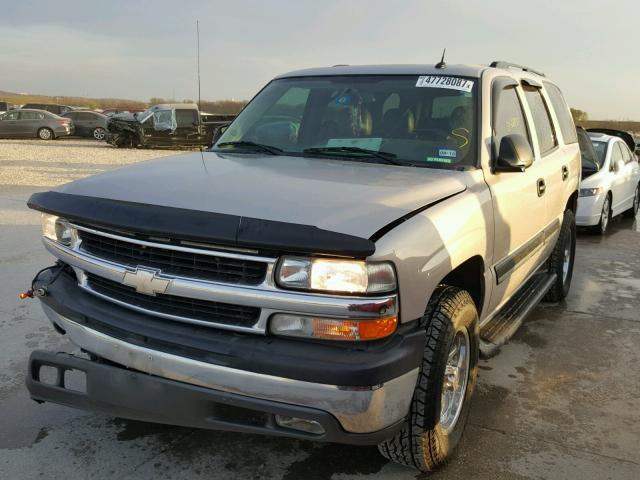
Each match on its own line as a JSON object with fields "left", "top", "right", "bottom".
{"left": 368, "top": 189, "right": 466, "bottom": 242}
{"left": 27, "top": 191, "right": 375, "bottom": 258}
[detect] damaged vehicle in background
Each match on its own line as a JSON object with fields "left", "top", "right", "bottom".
{"left": 105, "top": 103, "right": 223, "bottom": 148}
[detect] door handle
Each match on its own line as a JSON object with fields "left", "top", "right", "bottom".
{"left": 562, "top": 165, "right": 569, "bottom": 181}
{"left": 537, "top": 178, "right": 546, "bottom": 197}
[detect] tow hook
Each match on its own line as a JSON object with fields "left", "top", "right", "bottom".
{"left": 20, "top": 287, "right": 48, "bottom": 299}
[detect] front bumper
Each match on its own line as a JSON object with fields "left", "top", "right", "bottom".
{"left": 576, "top": 193, "right": 605, "bottom": 226}
{"left": 29, "top": 269, "right": 424, "bottom": 440}
{"left": 27, "top": 349, "right": 404, "bottom": 445}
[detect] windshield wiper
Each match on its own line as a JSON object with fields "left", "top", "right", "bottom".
{"left": 215, "top": 141, "right": 283, "bottom": 155}
{"left": 303, "top": 146, "right": 402, "bottom": 165}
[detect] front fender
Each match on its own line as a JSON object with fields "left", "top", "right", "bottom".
{"left": 369, "top": 177, "right": 494, "bottom": 323}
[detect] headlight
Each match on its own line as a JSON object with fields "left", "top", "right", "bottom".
{"left": 276, "top": 257, "right": 396, "bottom": 294}
{"left": 579, "top": 187, "right": 603, "bottom": 197}
{"left": 41, "top": 213, "right": 73, "bottom": 245}
{"left": 270, "top": 313, "right": 397, "bottom": 341}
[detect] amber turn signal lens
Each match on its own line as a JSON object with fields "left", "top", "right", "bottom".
{"left": 270, "top": 314, "right": 398, "bottom": 341}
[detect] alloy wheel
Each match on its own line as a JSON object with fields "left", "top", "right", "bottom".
{"left": 440, "top": 328, "right": 470, "bottom": 433}
{"left": 601, "top": 196, "right": 610, "bottom": 233}
{"left": 93, "top": 128, "right": 106, "bottom": 140}
{"left": 562, "top": 228, "right": 573, "bottom": 284}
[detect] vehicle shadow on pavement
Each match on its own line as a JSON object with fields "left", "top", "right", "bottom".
{"left": 108, "top": 418, "right": 394, "bottom": 479}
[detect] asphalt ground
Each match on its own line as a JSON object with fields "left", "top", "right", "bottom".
{"left": 1, "top": 139, "right": 639, "bottom": 479}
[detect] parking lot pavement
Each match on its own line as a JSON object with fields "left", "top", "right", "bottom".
{"left": 1, "top": 139, "right": 639, "bottom": 479}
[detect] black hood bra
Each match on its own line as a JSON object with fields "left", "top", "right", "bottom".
{"left": 28, "top": 191, "right": 376, "bottom": 258}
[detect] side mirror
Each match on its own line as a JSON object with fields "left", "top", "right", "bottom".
{"left": 494, "top": 134, "right": 534, "bottom": 173}
{"left": 212, "top": 124, "right": 230, "bottom": 144}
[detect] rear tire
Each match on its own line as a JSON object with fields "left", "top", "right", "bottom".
{"left": 544, "top": 209, "right": 576, "bottom": 302}
{"left": 624, "top": 184, "right": 639, "bottom": 218}
{"left": 92, "top": 127, "right": 106, "bottom": 140}
{"left": 37, "top": 128, "right": 54, "bottom": 140}
{"left": 378, "top": 286, "right": 479, "bottom": 472}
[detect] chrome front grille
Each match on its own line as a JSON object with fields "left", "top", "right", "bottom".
{"left": 77, "top": 229, "right": 268, "bottom": 285}
{"left": 86, "top": 273, "right": 261, "bottom": 327}
{"left": 43, "top": 224, "right": 398, "bottom": 335}
{"left": 66, "top": 224, "right": 277, "bottom": 332}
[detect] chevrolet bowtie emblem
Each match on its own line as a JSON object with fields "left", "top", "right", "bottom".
{"left": 122, "top": 268, "right": 171, "bottom": 296}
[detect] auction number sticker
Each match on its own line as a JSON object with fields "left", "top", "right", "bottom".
{"left": 416, "top": 76, "right": 474, "bottom": 92}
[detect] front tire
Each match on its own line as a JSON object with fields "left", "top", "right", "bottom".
{"left": 595, "top": 193, "right": 611, "bottom": 235}
{"left": 37, "top": 127, "right": 54, "bottom": 140}
{"left": 378, "top": 286, "right": 479, "bottom": 472}
{"left": 625, "top": 184, "right": 639, "bottom": 218}
{"left": 544, "top": 209, "right": 576, "bottom": 302}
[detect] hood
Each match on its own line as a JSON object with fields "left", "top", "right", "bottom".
{"left": 108, "top": 112, "right": 140, "bottom": 124}
{"left": 53, "top": 152, "right": 467, "bottom": 239}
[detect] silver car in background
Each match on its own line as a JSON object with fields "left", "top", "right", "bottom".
{"left": 0, "top": 109, "right": 74, "bottom": 140}
{"left": 577, "top": 131, "right": 640, "bottom": 233}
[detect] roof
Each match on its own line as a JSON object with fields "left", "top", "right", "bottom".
{"left": 149, "top": 103, "right": 199, "bottom": 111}
{"left": 11, "top": 108, "right": 54, "bottom": 115}
{"left": 275, "top": 64, "right": 488, "bottom": 79}
{"left": 587, "top": 129, "right": 636, "bottom": 152}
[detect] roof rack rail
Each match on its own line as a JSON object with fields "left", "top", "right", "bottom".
{"left": 490, "top": 61, "right": 545, "bottom": 77}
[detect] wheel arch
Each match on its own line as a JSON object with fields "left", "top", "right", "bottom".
{"left": 565, "top": 190, "right": 578, "bottom": 213}
{"left": 439, "top": 255, "right": 485, "bottom": 314}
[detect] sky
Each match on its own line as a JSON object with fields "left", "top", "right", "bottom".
{"left": 1, "top": 0, "right": 638, "bottom": 119}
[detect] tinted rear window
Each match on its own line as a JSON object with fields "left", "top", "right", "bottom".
{"left": 544, "top": 83, "right": 578, "bottom": 144}
{"left": 523, "top": 86, "right": 558, "bottom": 155}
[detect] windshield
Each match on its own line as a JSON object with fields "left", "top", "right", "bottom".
{"left": 591, "top": 140, "right": 607, "bottom": 167}
{"left": 135, "top": 109, "right": 154, "bottom": 122}
{"left": 214, "top": 75, "right": 477, "bottom": 168}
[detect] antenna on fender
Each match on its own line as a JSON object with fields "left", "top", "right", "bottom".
{"left": 196, "top": 20, "right": 201, "bottom": 111}
{"left": 435, "top": 49, "right": 447, "bottom": 69}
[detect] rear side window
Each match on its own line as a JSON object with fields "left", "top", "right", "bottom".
{"left": 611, "top": 142, "right": 624, "bottom": 166}
{"left": 175, "top": 109, "right": 199, "bottom": 127}
{"left": 494, "top": 87, "right": 530, "bottom": 151}
{"left": 19, "top": 111, "right": 44, "bottom": 120}
{"left": 78, "top": 112, "right": 97, "bottom": 121}
{"left": 544, "top": 83, "right": 577, "bottom": 144}
{"left": 620, "top": 142, "right": 633, "bottom": 164}
{"left": 523, "top": 86, "right": 558, "bottom": 155}
{"left": 3, "top": 111, "right": 19, "bottom": 120}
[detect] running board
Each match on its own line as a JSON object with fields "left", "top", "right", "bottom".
{"left": 479, "top": 272, "right": 557, "bottom": 359}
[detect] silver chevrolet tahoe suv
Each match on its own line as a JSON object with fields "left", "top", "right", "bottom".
{"left": 25, "top": 61, "right": 580, "bottom": 472}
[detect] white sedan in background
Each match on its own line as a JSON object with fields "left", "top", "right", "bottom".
{"left": 577, "top": 131, "right": 640, "bottom": 234}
